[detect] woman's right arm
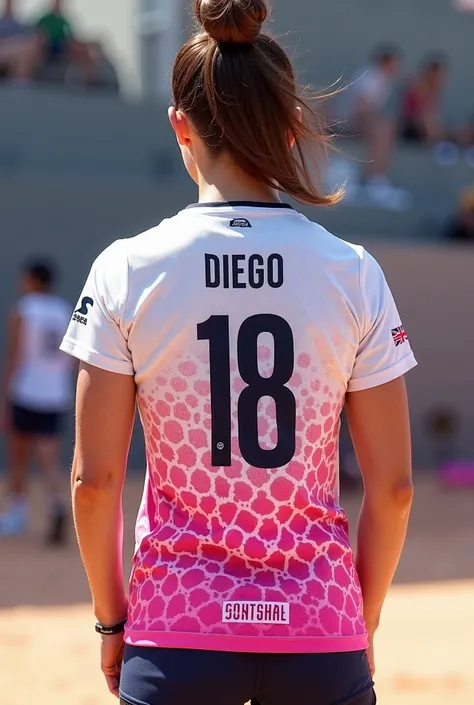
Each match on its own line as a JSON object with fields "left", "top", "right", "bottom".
{"left": 345, "top": 376, "right": 414, "bottom": 638}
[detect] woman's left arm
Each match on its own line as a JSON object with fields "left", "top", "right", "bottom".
{"left": 72, "top": 361, "right": 136, "bottom": 627}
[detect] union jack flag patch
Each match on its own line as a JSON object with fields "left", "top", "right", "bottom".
{"left": 391, "top": 326, "right": 408, "bottom": 347}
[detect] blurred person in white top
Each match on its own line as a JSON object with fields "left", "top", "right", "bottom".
{"left": 339, "top": 47, "right": 402, "bottom": 206}
{"left": 0, "top": 259, "right": 72, "bottom": 543}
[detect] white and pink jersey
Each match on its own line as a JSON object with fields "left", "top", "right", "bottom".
{"left": 61, "top": 202, "right": 417, "bottom": 653}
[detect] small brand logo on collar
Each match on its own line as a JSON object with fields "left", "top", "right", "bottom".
{"left": 230, "top": 218, "right": 252, "bottom": 228}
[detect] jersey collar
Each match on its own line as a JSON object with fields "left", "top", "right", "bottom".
{"left": 185, "top": 201, "right": 294, "bottom": 210}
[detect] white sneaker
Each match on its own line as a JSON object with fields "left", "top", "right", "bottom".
{"left": 433, "top": 141, "right": 460, "bottom": 167}
{"left": 0, "top": 500, "right": 28, "bottom": 536}
{"left": 365, "top": 178, "right": 412, "bottom": 212}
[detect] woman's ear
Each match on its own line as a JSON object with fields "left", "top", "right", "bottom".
{"left": 168, "top": 107, "right": 191, "bottom": 147}
{"left": 289, "top": 106, "right": 303, "bottom": 149}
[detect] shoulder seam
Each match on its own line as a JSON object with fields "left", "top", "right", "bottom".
{"left": 117, "top": 239, "right": 131, "bottom": 330}
{"left": 358, "top": 248, "right": 367, "bottom": 340}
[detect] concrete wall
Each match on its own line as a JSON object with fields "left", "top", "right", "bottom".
{"left": 367, "top": 242, "right": 474, "bottom": 469}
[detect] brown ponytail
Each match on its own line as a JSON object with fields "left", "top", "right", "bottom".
{"left": 172, "top": 0, "right": 342, "bottom": 206}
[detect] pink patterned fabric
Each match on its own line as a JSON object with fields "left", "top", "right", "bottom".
{"left": 125, "top": 347, "right": 368, "bottom": 653}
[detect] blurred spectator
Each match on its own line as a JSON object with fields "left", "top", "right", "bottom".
{"left": 446, "top": 185, "right": 474, "bottom": 242}
{"left": 36, "top": 0, "right": 96, "bottom": 86}
{"left": 400, "top": 57, "right": 448, "bottom": 144}
{"left": 0, "top": 0, "right": 43, "bottom": 84}
{"left": 453, "top": 0, "right": 474, "bottom": 11}
{"left": 339, "top": 46, "right": 404, "bottom": 207}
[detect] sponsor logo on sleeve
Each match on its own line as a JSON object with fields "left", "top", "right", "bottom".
{"left": 73, "top": 296, "right": 94, "bottom": 326}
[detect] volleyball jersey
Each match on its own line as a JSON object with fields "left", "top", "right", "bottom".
{"left": 10, "top": 293, "right": 72, "bottom": 412}
{"left": 61, "top": 202, "right": 417, "bottom": 654}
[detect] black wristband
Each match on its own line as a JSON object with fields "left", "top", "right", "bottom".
{"left": 95, "top": 619, "right": 127, "bottom": 636}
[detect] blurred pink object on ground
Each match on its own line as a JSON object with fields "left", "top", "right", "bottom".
{"left": 440, "top": 461, "right": 474, "bottom": 487}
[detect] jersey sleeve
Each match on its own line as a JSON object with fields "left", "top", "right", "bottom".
{"left": 348, "top": 251, "right": 417, "bottom": 392}
{"left": 60, "top": 240, "right": 134, "bottom": 376}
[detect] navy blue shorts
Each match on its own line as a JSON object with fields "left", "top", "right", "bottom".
{"left": 10, "top": 404, "right": 63, "bottom": 436}
{"left": 120, "top": 646, "right": 375, "bottom": 705}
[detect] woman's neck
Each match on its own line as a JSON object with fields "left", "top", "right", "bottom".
{"left": 197, "top": 157, "right": 281, "bottom": 204}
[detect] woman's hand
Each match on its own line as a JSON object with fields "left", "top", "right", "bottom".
{"left": 101, "top": 632, "right": 125, "bottom": 698}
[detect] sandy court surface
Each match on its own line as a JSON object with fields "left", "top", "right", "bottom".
{"left": 1, "top": 476, "right": 473, "bottom": 705}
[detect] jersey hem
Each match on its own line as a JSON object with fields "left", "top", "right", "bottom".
{"left": 347, "top": 353, "right": 417, "bottom": 392}
{"left": 60, "top": 338, "right": 134, "bottom": 376}
{"left": 124, "top": 628, "right": 369, "bottom": 653}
